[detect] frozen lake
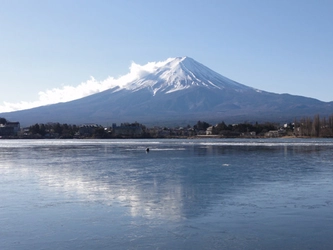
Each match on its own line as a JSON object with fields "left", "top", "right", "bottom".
{"left": 1, "top": 138, "right": 333, "bottom": 249}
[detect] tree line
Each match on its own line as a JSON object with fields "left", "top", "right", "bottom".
{"left": 0, "top": 117, "right": 8, "bottom": 125}
{"left": 28, "top": 123, "right": 79, "bottom": 138}
{"left": 199, "top": 120, "right": 277, "bottom": 137}
{"left": 294, "top": 114, "right": 333, "bottom": 137}
{"left": 195, "top": 114, "right": 333, "bottom": 138}
{"left": 2, "top": 114, "right": 333, "bottom": 138}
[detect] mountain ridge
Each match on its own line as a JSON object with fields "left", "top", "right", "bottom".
{"left": 1, "top": 57, "right": 332, "bottom": 126}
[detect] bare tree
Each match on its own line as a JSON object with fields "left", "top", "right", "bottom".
{"left": 312, "top": 114, "right": 320, "bottom": 137}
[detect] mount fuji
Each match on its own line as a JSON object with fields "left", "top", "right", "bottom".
{"left": 2, "top": 56, "right": 333, "bottom": 126}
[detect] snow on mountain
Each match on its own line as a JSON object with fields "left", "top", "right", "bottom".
{"left": 116, "top": 56, "right": 253, "bottom": 95}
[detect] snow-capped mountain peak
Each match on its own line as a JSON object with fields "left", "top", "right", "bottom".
{"left": 3, "top": 56, "right": 332, "bottom": 127}
{"left": 116, "top": 56, "right": 252, "bottom": 95}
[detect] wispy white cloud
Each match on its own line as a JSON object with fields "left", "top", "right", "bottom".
{"left": 0, "top": 58, "right": 174, "bottom": 113}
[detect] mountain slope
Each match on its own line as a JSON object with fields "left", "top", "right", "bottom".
{"left": 1, "top": 57, "right": 332, "bottom": 126}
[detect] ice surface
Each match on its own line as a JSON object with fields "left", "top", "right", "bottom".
{"left": 1, "top": 138, "right": 333, "bottom": 249}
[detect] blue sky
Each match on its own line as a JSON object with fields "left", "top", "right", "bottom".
{"left": 1, "top": 0, "right": 332, "bottom": 112}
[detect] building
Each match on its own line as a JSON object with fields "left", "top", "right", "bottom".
{"left": 265, "top": 129, "right": 286, "bottom": 138}
{"left": 79, "top": 124, "right": 100, "bottom": 136}
{"left": 206, "top": 126, "right": 214, "bottom": 135}
{"left": 112, "top": 123, "right": 143, "bottom": 137}
{"left": 0, "top": 121, "right": 20, "bottom": 136}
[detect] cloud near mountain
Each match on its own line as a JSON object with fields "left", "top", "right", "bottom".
{"left": 0, "top": 58, "right": 175, "bottom": 113}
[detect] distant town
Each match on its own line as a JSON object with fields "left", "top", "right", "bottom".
{"left": 1, "top": 114, "right": 333, "bottom": 139}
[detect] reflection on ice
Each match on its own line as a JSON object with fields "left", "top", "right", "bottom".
{"left": 2, "top": 152, "right": 186, "bottom": 221}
